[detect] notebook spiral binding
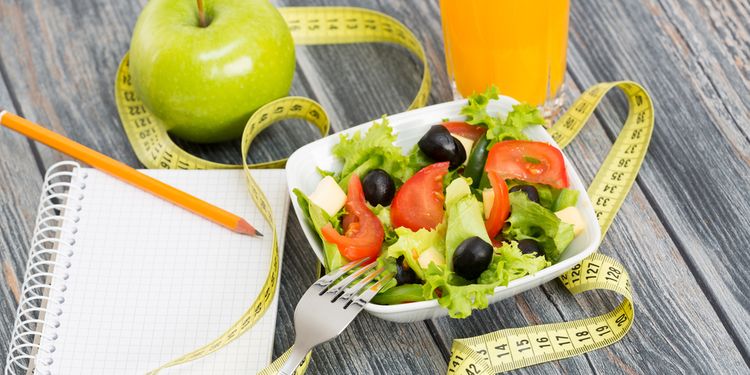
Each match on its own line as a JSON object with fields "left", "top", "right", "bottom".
{"left": 4, "top": 162, "right": 87, "bottom": 375}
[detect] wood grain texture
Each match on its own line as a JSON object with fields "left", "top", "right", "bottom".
{"left": 1, "top": 0, "right": 749, "bottom": 373}
{"left": 0, "top": 0, "right": 448, "bottom": 373}
{"left": 0, "top": 73, "right": 48, "bottom": 367}
{"left": 568, "top": 0, "right": 750, "bottom": 360}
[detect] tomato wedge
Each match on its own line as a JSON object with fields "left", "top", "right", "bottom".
{"left": 391, "top": 162, "right": 449, "bottom": 231}
{"left": 442, "top": 121, "right": 487, "bottom": 142}
{"left": 321, "top": 174, "right": 384, "bottom": 261}
{"left": 485, "top": 140, "right": 569, "bottom": 189}
{"left": 485, "top": 171, "right": 510, "bottom": 239}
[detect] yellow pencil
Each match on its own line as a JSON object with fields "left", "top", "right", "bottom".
{"left": 0, "top": 110, "right": 261, "bottom": 237}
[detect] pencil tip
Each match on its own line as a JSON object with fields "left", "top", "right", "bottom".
{"left": 235, "top": 219, "right": 261, "bottom": 238}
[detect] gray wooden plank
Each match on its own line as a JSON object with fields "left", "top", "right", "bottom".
{"left": 0, "top": 0, "right": 449, "bottom": 373}
{"left": 568, "top": 0, "right": 750, "bottom": 359}
{"left": 663, "top": 0, "right": 750, "bottom": 141}
{"left": 2, "top": 0, "right": 749, "bottom": 374}
{"left": 0, "top": 68, "right": 48, "bottom": 367}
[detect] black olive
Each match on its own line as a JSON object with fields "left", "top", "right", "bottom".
{"left": 395, "top": 256, "right": 419, "bottom": 285}
{"left": 452, "top": 236, "right": 493, "bottom": 280}
{"left": 418, "top": 125, "right": 466, "bottom": 169}
{"left": 517, "top": 239, "right": 544, "bottom": 256}
{"left": 362, "top": 169, "right": 396, "bottom": 206}
{"left": 509, "top": 185, "right": 540, "bottom": 204}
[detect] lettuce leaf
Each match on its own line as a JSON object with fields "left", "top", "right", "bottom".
{"left": 369, "top": 204, "right": 398, "bottom": 245}
{"left": 485, "top": 103, "right": 545, "bottom": 142}
{"left": 332, "top": 117, "right": 419, "bottom": 189}
{"left": 477, "top": 242, "right": 550, "bottom": 285}
{"left": 293, "top": 189, "right": 347, "bottom": 271}
{"left": 502, "top": 191, "right": 575, "bottom": 262}
{"left": 506, "top": 179, "right": 579, "bottom": 212}
{"left": 461, "top": 86, "right": 499, "bottom": 126}
{"left": 386, "top": 225, "right": 445, "bottom": 280}
{"left": 406, "top": 144, "right": 432, "bottom": 173}
{"left": 422, "top": 263, "right": 496, "bottom": 319}
{"left": 552, "top": 188, "right": 579, "bottom": 211}
{"left": 444, "top": 178, "right": 491, "bottom": 269}
{"left": 459, "top": 87, "right": 545, "bottom": 143}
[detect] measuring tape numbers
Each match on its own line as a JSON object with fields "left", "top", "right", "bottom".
{"left": 447, "top": 81, "right": 652, "bottom": 374}
{"left": 114, "top": 5, "right": 653, "bottom": 373}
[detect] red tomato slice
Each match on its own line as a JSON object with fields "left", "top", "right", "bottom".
{"left": 391, "top": 162, "right": 449, "bottom": 231}
{"left": 485, "top": 140, "right": 569, "bottom": 189}
{"left": 485, "top": 171, "right": 510, "bottom": 239}
{"left": 321, "top": 174, "right": 384, "bottom": 261}
{"left": 442, "top": 122, "right": 486, "bottom": 142}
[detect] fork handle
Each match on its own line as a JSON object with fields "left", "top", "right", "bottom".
{"left": 278, "top": 345, "right": 310, "bottom": 375}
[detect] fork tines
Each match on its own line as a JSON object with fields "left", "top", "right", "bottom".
{"left": 315, "top": 258, "right": 393, "bottom": 309}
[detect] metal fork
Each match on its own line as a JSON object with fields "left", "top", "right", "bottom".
{"left": 278, "top": 258, "right": 393, "bottom": 375}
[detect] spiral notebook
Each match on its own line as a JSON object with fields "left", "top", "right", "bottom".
{"left": 4, "top": 162, "right": 290, "bottom": 375}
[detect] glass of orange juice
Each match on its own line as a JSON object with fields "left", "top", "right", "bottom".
{"left": 440, "top": 0, "right": 569, "bottom": 118}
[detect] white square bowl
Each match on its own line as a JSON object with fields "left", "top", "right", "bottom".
{"left": 286, "top": 98, "right": 601, "bottom": 323}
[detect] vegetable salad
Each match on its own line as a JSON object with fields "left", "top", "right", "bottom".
{"left": 295, "top": 88, "right": 586, "bottom": 318}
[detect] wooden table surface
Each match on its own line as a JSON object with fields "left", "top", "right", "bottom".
{"left": 1, "top": 0, "right": 749, "bottom": 373}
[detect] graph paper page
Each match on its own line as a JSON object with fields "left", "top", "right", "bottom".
{"left": 42, "top": 168, "right": 288, "bottom": 374}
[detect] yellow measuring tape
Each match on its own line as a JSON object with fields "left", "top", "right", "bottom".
{"left": 115, "top": 6, "right": 429, "bottom": 374}
{"left": 114, "top": 6, "right": 653, "bottom": 374}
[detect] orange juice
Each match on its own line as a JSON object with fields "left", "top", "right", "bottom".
{"left": 440, "top": 0, "right": 569, "bottom": 107}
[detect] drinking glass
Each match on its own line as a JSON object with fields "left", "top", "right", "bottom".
{"left": 440, "top": 0, "right": 570, "bottom": 118}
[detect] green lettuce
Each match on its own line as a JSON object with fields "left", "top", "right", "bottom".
{"left": 506, "top": 179, "right": 579, "bottom": 212}
{"left": 459, "top": 87, "right": 545, "bottom": 143}
{"left": 552, "top": 188, "right": 579, "bottom": 211}
{"left": 332, "top": 117, "right": 419, "bottom": 189}
{"left": 444, "top": 178, "right": 490, "bottom": 269}
{"left": 369, "top": 204, "right": 398, "bottom": 245}
{"left": 477, "top": 242, "right": 550, "bottom": 285}
{"left": 502, "top": 191, "right": 575, "bottom": 262}
{"left": 422, "top": 263, "right": 497, "bottom": 319}
{"left": 489, "top": 103, "right": 545, "bottom": 142}
{"left": 386, "top": 226, "right": 445, "bottom": 280}
{"left": 405, "top": 144, "right": 431, "bottom": 174}
{"left": 461, "top": 86, "right": 499, "bottom": 126}
{"left": 293, "top": 189, "right": 347, "bottom": 271}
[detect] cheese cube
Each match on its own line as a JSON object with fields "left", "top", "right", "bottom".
{"left": 309, "top": 176, "right": 347, "bottom": 216}
{"left": 418, "top": 247, "right": 446, "bottom": 269}
{"left": 453, "top": 134, "right": 475, "bottom": 166}
{"left": 555, "top": 206, "right": 586, "bottom": 236}
{"left": 482, "top": 188, "right": 494, "bottom": 219}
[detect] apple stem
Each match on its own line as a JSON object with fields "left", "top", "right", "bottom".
{"left": 197, "top": 0, "right": 207, "bottom": 27}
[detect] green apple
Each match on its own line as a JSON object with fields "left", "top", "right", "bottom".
{"left": 129, "top": 0, "right": 295, "bottom": 143}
